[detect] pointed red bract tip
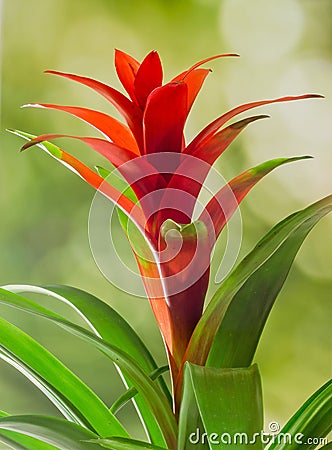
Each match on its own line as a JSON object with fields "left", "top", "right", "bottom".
{"left": 134, "top": 50, "right": 163, "bottom": 109}
{"left": 114, "top": 49, "right": 140, "bottom": 102}
{"left": 44, "top": 70, "right": 62, "bottom": 75}
{"left": 284, "top": 93, "right": 324, "bottom": 100}
{"left": 306, "top": 94, "right": 324, "bottom": 98}
{"left": 20, "top": 142, "right": 32, "bottom": 152}
{"left": 182, "top": 53, "right": 240, "bottom": 81}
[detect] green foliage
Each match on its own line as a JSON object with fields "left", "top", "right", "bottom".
{"left": 0, "top": 287, "right": 176, "bottom": 449}
{"left": 0, "top": 314, "right": 126, "bottom": 437}
{"left": 206, "top": 194, "right": 332, "bottom": 367}
{"left": 87, "top": 437, "right": 167, "bottom": 449}
{"left": 0, "top": 415, "right": 100, "bottom": 449}
{"left": 0, "top": 195, "right": 331, "bottom": 449}
{"left": 110, "top": 365, "right": 170, "bottom": 415}
{"left": 184, "top": 194, "right": 332, "bottom": 368}
{"left": 178, "top": 364, "right": 263, "bottom": 450}
{"left": 2, "top": 285, "right": 170, "bottom": 446}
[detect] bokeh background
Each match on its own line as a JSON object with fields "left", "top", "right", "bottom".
{"left": 1, "top": 0, "right": 331, "bottom": 444}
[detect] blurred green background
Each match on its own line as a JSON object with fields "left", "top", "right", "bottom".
{"left": 1, "top": 0, "right": 331, "bottom": 443}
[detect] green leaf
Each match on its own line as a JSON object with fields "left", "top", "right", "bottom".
{"left": 2, "top": 285, "right": 170, "bottom": 446}
{"left": 55, "top": 325, "right": 177, "bottom": 449}
{"left": 178, "top": 363, "right": 263, "bottom": 450}
{"left": 268, "top": 379, "right": 332, "bottom": 450}
{"left": 8, "top": 129, "right": 62, "bottom": 158}
{"left": 0, "top": 289, "right": 177, "bottom": 450}
{"left": 0, "top": 345, "right": 89, "bottom": 427}
{"left": 110, "top": 365, "right": 169, "bottom": 415}
{"left": 95, "top": 166, "right": 138, "bottom": 204}
{"left": 2, "top": 411, "right": 52, "bottom": 450}
{"left": 177, "top": 371, "right": 209, "bottom": 450}
{"left": 185, "top": 194, "right": 332, "bottom": 368}
{"left": 0, "top": 428, "right": 58, "bottom": 450}
{"left": 0, "top": 415, "right": 101, "bottom": 450}
{"left": 87, "top": 436, "right": 167, "bottom": 449}
{"left": 3, "top": 285, "right": 166, "bottom": 389}
{"left": 0, "top": 311, "right": 127, "bottom": 438}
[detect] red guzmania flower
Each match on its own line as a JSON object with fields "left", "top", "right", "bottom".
{"left": 21, "top": 49, "right": 320, "bottom": 391}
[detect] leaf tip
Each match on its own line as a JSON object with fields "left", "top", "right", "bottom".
{"left": 20, "top": 142, "right": 32, "bottom": 152}
{"left": 21, "top": 103, "right": 44, "bottom": 109}
{"left": 232, "top": 114, "right": 270, "bottom": 129}
{"left": 306, "top": 93, "right": 325, "bottom": 99}
{"left": 290, "top": 155, "right": 314, "bottom": 162}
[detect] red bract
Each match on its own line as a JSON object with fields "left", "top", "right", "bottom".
{"left": 21, "top": 49, "right": 321, "bottom": 391}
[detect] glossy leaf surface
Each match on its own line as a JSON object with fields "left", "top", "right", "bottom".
{"left": 0, "top": 415, "right": 100, "bottom": 450}
{"left": 0, "top": 307, "right": 127, "bottom": 438}
{"left": 0, "top": 288, "right": 177, "bottom": 450}
{"left": 178, "top": 363, "right": 263, "bottom": 450}
{"left": 0, "top": 285, "right": 170, "bottom": 446}
{"left": 184, "top": 194, "right": 332, "bottom": 369}
{"left": 0, "top": 410, "right": 57, "bottom": 450}
{"left": 88, "top": 436, "right": 167, "bottom": 449}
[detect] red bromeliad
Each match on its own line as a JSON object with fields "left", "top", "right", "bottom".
{"left": 20, "top": 49, "right": 321, "bottom": 398}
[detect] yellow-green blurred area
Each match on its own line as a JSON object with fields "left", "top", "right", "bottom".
{"left": 0, "top": 0, "right": 331, "bottom": 442}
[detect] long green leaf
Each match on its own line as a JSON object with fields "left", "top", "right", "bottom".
{"left": 87, "top": 436, "right": 167, "bottom": 449}
{"left": 207, "top": 198, "right": 332, "bottom": 367}
{"left": 0, "top": 415, "right": 101, "bottom": 450}
{"left": 110, "top": 366, "right": 169, "bottom": 415}
{"left": 2, "top": 285, "right": 170, "bottom": 446}
{"left": 177, "top": 368, "right": 209, "bottom": 450}
{"left": 0, "top": 434, "right": 31, "bottom": 450}
{"left": 3, "top": 285, "right": 168, "bottom": 391}
{"left": 0, "top": 429, "right": 58, "bottom": 450}
{"left": 0, "top": 432, "right": 34, "bottom": 450}
{"left": 55, "top": 325, "right": 177, "bottom": 450}
{"left": 0, "top": 312, "right": 127, "bottom": 438}
{"left": 0, "top": 345, "right": 93, "bottom": 428}
{"left": 0, "top": 289, "right": 178, "bottom": 450}
{"left": 178, "top": 363, "right": 263, "bottom": 450}
{"left": 0, "top": 412, "right": 44, "bottom": 450}
{"left": 268, "top": 379, "right": 332, "bottom": 450}
{"left": 184, "top": 194, "right": 332, "bottom": 368}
